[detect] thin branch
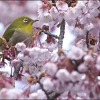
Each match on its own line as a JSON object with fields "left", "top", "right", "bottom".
{"left": 51, "top": 93, "right": 61, "bottom": 100}
{"left": 51, "top": 0, "right": 58, "bottom": 10}
{"left": 67, "top": 0, "right": 71, "bottom": 7}
{"left": 42, "top": 30, "right": 59, "bottom": 39}
{"left": 13, "top": 63, "right": 23, "bottom": 80}
{"left": 37, "top": 76, "right": 61, "bottom": 99}
{"left": 47, "top": 91, "right": 53, "bottom": 95}
{"left": 35, "top": 27, "right": 59, "bottom": 39}
{"left": 37, "top": 78, "right": 50, "bottom": 100}
{"left": 58, "top": 19, "right": 65, "bottom": 48}
{"left": 86, "top": 31, "right": 89, "bottom": 48}
{"left": 52, "top": 0, "right": 55, "bottom": 3}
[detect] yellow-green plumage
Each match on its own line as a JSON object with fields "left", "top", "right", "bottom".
{"left": 2, "top": 16, "right": 38, "bottom": 47}
{"left": 0, "top": 16, "right": 39, "bottom": 80}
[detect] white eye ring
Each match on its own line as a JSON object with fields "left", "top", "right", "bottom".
{"left": 23, "top": 18, "right": 28, "bottom": 23}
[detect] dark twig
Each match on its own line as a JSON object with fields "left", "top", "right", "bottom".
{"left": 86, "top": 31, "right": 89, "bottom": 48}
{"left": 37, "top": 76, "right": 61, "bottom": 99}
{"left": 42, "top": 30, "right": 59, "bottom": 39}
{"left": 51, "top": 93, "right": 61, "bottom": 100}
{"left": 36, "top": 77, "right": 50, "bottom": 100}
{"left": 47, "top": 91, "right": 53, "bottom": 95}
{"left": 67, "top": 0, "right": 71, "bottom": 7}
{"left": 35, "top": 27, "right": 59, "bottom": 39}
{"left": 52, "top": 0, "right": 55, "bottom": 3}
{"left": 58, "top": 19, "right": 65, "bottom": 48}
{"left": 13, "top": 63, "right": 23, "bottom": 80}
{"left": 52, "top": 0, "right": 59, "bottom": 11}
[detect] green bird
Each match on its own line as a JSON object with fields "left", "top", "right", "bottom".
{"left": 1, "top": 16, "right": 38, "bottom": 49}
{"left": 0, "top": 16, "right": 38, "bottom": 80}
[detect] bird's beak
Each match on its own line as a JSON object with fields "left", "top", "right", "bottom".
{"left": 31, "top": 20, "right": 39, "bottom": 23}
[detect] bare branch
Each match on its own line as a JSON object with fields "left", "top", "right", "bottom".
{"left": 67, "top": 0, "right": 71, "bottom": 7}
{"left": 58, "top": 19, "right": 65, "bottom": 48}
{"left": 51, "top": 93, "right": 61, "bottom": 100}
{"left": 37, "top": 76, "right": 61, "bottom": 100}
{"left": 42, "top": 30, "right": 59, "bottom": 39}
{"left": 86, "top": 31, "right": 89, "bottom": 48}
{"left": 52, "top": 0, "right": 55, "bottom": 3}
{"left": 13, "top": 63, "right": 23, "bottom": 80}
{"left": 36, "top": 77, "right": 50, "bottom": 100}
{"left": 35, "top": 27, "right": 59, "bottom": 39}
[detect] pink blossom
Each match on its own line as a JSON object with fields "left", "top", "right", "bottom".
{"left": 29, "top": 92, "right": 38, "bottom": 99}
{"left": 44, "top": 62, "right": 58, "bottom": 77}
{"left": 96, "top": 65, "right": 100, "bottom": 71}
{"left": 43, "top": 77, "right": 54, "bottom": 91}
{"left": 64, "top": 8, "right": 77, "bottom": 25}
{"left": 75, "top": 39, "right": 87, "bottom": 50}
{"left": 38, "top": 2, "right": 48, "bottom": 17}
{"left": 88, "top": 0, "right": 100, "bottom": 9}
{"left": 58, "top": 10, "right": 65, "bottom": 22}
{"left": 76, "top": 1, "right": 85, "bottom": 9}
{"left": 43, "top": 40, "right": 58, "bottom": 52}
{"left": 96, "top": 56, "right": 100, "bottom": 65}
{"left": 42, "top": 13, "right": 53, "bottom": 23}
{"left": 56, "top": 69, "right": 70, "bottom": 82}
{"left": 78, "top": 63, "right": 88, "bottom": 73}
{"left": 17, "top": 53, "right": 24, "bottom": 60}
{"left": 56, "top": 1, "right": 68, "bottom": 10}
{"left": 37, "top": 89, "right": 47, "bottom": 99}
{"left": 29, "top": 89, "right": 47, "bottom": 99}
{"left": 49, "top": 6, "right": 58, "bottom": 20}
{"left": 67, "top": 45, "right": 86, "bottom": 60}
{"left": 73, "top": 27, "right": 85, "bottom": 35}
{"left": 70, "top": 71, "right": 82, "bottom": 82}
{"left": 84, "top": 23, "right": 94, "bottom": 31}
{"left": 0, "top": 88, "right": 24, "bottom": 99}
{"left": 11, "top": 59, "right": 21, "bottom": 67}
{"left": 15, "top": 42, "right": 26, "bottom": 51}
{"left": 84, "top": 55, "right": 93, "bottom": 63}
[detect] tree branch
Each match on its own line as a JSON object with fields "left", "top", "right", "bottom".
{"left": 58, "top": 19, "right": 65, "bottom": 48}
{"left": 42, "top": 30, "right": 59, "bottom": 39}
{"left": 67, "top": 0, "right": 71, "bottom": 7}
{"left": 86, "top": 31, "right": 89, "bottom": 48}
{"left": 51, "top": 93, "right": 61, "bottom": 100}
{"left": 35, "top": 75, "right": 50, "bottom": 99}
{"left": 37, "top": 78, "right": 50, "bottom": 100}
{"left": 13, "top": 63, "right": 23, "bottom": 80}
{"left": 37, "top": 77, "right": 61, "bottom": 100}
{"left": 35, "top": 27, "right": 59, "bottom": 39}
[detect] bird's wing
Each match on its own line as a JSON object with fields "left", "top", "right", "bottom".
{"left": 3, "top": 28, "right": 15, "bottom": 42}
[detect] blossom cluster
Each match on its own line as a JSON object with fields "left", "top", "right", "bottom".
{"left": 12, "top": 42, "right": 58, "bottom": 78}
{"left": 37, "top": 0, "right": 100, "bottom": 35}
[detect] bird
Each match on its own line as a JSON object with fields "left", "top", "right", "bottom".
{"left": 1, "top": 16, "right": 38, "bottom": 49}
{"left": 0, "top": 16, "right": 38, "bottom": 80}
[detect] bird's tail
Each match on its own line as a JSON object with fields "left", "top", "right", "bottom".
{"left": 0, "top": 37, "right": 9, "bottom": 50}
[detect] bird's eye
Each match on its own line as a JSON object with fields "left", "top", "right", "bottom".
{"left": 23, "top": 18, "right": 28, "bottom": 23}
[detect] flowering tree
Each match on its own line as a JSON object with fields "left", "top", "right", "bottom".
{"left": 0, "top": 0, "right": 100, "bottom": 99}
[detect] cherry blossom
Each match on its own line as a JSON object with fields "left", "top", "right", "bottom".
{"left": 15, "top": 42, "right": 26, "bottom": 51}
{"left": 0, "top": 0, "right": 100, "bottom": 99}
